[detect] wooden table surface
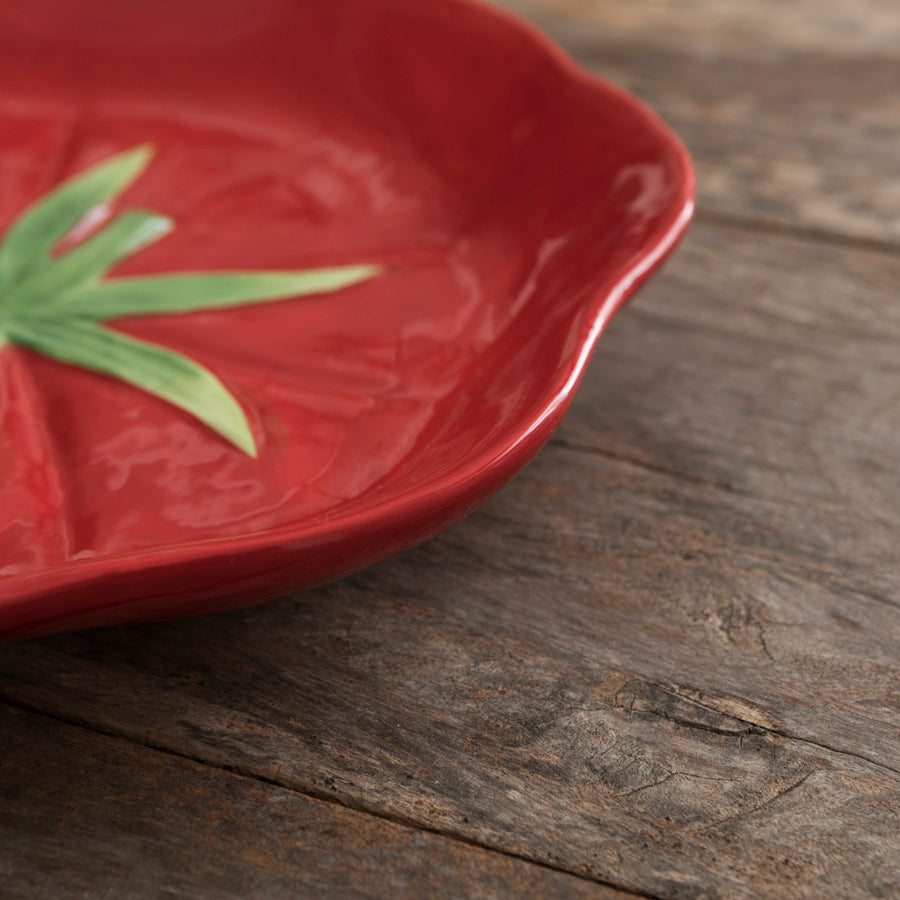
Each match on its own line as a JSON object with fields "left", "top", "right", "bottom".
{"left": 2, "top": 2, "right": 899, "bottom": 898}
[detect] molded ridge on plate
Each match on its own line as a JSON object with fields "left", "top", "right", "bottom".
{"left": 0, "top": 0, "right": 694, "bottom": 641}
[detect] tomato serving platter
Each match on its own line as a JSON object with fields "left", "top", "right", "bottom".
{"left": 0, "top": 0, "right": 694, "bottom": 641}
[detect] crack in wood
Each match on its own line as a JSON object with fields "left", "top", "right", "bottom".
{"left": 694, "top": 207, "right": 900, "bottom": 260}
{"left": 548, "top": 438, "right": 899, "bottom": 542}
{"left": 0, "top": 694, "right": 663, "bottom": 900}
{"left": 613, "top": 680, "right": 771, "bottom": 738}
{"left": 610, "top": 679, "right": 900, "bottom": 777}
{"left": 615, "top": 770, "right": 728, "bottom": 800}
{"left": 693, "top": 771, "right": 817, "bottom": 834}
{"left": 544, "top": 442, "right": 900, "bottom": 616}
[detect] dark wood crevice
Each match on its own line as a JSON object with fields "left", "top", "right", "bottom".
{"left": 693, "top": 207, "right": 900, "bottom": 260}
{"left": 0, "top": 695, "right": 656, "bottom": 900}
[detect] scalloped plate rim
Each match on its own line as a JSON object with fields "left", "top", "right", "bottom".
{"left": 0, "top": 0, "right": 695, "bottom": 621}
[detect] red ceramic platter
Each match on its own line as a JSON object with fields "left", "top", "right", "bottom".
{"left": 0, "top": 0, "right": 694, "bottom": 641}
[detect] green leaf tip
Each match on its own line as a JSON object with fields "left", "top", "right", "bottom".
{"left": 8, "top": 316, "right": 259, "bottom": 457}
{"left": 0, "top": 144, "right": 383, "bottom": 458}
{"left": 50, "top": 262, "right": 381, "bottom": 320}
{"left": 0, "top": 144, "right": 156, "bottom": 289}
{"left": 7, "top": 211, "right": 174, "bottom": 312}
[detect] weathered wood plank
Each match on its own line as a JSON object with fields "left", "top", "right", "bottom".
{"left": 497, "top": 0, "right": 900, "bottom": 244}
{"left": 555, "top": 219, "right": 900, "bottom": 539}
{"left": 502, "top": 0, "right": 900, "bottom": 55}
{"left": 0, "top": 704, "right": 629, "bottom": 900}
{"left": 1, "top": 530, "right": 897, "bottom": 900}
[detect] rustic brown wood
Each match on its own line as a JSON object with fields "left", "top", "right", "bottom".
{"left": 556, "top": 220, "right": 900, "bottom": 516}
{"left": 503, "top": 0, "right": 900, "bottom": 55}
{"left": 499, "top": 0, "right": 900, "bottom": 245}
{"left": 0, "top": 703, "right": 630, "bottom": 900}
{"left": 2, "top": 3, "right": 900, "bottom": 899}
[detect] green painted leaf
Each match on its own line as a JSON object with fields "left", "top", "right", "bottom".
{"left": 0, "top": 145, "right": 154, "bottom": 288}
{"left": 7, "top": 315, "right": 257, "bottom": 456}
{"left": 46, "top": 263, "right": 380, "bottom": 320}
{"left": 0, "top": 144, "right": 382, "bottom": 457}
{"left": 8, "top": 211, "right": 173, "bottom": 310}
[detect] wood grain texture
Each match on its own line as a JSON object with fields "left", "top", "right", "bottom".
{"left": 501, "top": 0, "right": 900, "bottom": 55}
{"left": 497, "top": 0, "right": 900, "bottom": 244}
{"left": 0, "top": 703, "right": 629, "bottom": 900}
{"left": 1, "top": 536, "right": 897, "bottom": 900}
{"left": 557, "top": 220, "right": 900, "bottom": 572}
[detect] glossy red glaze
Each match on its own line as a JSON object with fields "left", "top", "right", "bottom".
{"left": 0, "top": 0, "right": 694, "bottom": 641}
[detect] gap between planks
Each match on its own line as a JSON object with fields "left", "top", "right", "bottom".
{"left": 3, "top": 627, "right": 899, "bottom": 804}
{"left": 694, "top": 208, "right": 900, "bottom": 259}
{"left": 545, "top": 438, "right": 900, "bottom": 616}
{"left": 0, "top": 694, "right": 660, "bottom": 900}
{"left": 547, "top": 432, "right": 893, "bottom": 537}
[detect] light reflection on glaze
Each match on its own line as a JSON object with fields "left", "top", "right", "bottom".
{"left": 0, "top": 91, "right": 683, "bottom": 573}
{"left": 0, "top": 0, "right": 693, "bottom": 641}
{"left": 0, "top": 102, "right": 475, "bottom": 570}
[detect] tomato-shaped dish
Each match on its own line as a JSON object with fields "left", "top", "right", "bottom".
{"left": 0, "top": 0, "right": 694, "bottom": 641}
